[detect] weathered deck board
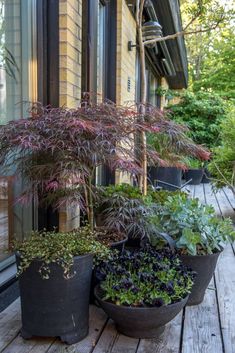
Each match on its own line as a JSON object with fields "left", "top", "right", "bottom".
{"left": 182, "top": 279, "right": 223, "bottom": 353}
{"left": 0, "top": 184, "right": 235, "bottom": 353}
{"left": 0, "top": 299, "right": 21, "bottom": 352}
{"left": 109, "top": 333, "right": 139, "bottom": 353}
{"left": 1, "top": 336, "right": 55, "bottom": 353}
{"left": 194, "top": 184, "right": 206, "bottom": 203}
{"left": 136, "top": 312, "right": 183, "bottom": 353}
{"left": 203, "top": 184, "right": 235, "bottom": 353}
{"left": 215, "top": 245, "right": 235, "bottom": 353}
{"left": 223, "top": 187, "right": 235, "bottom": 210}
{"left": 92, "top": 320, "right": 118, "bottom": 353}
{"left": 46, "top": 305, "right": 107, "bottom": 353}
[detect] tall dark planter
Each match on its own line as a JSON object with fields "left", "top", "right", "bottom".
{"left": 184, "top": 169, "right": 204, "bottom": 185}
{"left": 95, "top": 286, "right": 188, "bottom": 338}
{"left": 148, "top": 167, "right": 182, "bottom": 191}
{"left": 16, "top": 253, "right": 93, "bottom": 344}
{"left": 180, "top": 252, "right": 220, "bottom": 306}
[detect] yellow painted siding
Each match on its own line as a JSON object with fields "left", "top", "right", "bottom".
{"left": 59, "top": 0, "right": 82, "bottom": 230}
{"left": 116, "top": 0, "right": 136, "bottom": 105}
{"left": 59, "top": 0, "right": 82, "bottom": 108}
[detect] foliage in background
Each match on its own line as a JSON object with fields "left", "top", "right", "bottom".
{"left": 208, "top": 108, "right": 235, "bottom": 194}
{"left": 96, "top": 247, "right": 194, "bottom": 307}
{"left": 15, "top": 226, "right": 110, "bottom": 279}
{"left": 149, "top": 194, "right": 235, "bottom": 255}
{"left": 192, "top": 28, "right": 235, "bottom": 100}
{"left": 167, "top": 91, "right": 227, "bottom": 149}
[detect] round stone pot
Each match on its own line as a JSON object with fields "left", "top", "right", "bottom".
{"left": 16, "top": 252, "right": 93, "bottom": 345}
{"left": 184, "top": 168, "right": 204, "bottom": 185}
{"left": 95, "top": 286, "right": 188, "bottom": 338}
{"left": 148, "top": 167, "right": 182, "bottom": 191}
{"left": 180, "top": 252, "right": 221, "bottom": 306}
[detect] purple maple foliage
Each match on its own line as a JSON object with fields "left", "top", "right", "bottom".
{"left": 0, "top": 100, "right": 210, "bottom": 230}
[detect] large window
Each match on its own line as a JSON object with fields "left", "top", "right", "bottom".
{"left": 0, "top": 0, "right": 37, "bottom": 261}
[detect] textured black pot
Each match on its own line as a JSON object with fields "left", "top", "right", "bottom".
{"left": 201, "top": 168, "right": 211, "bottom": 184}
{"left": 16, "top": 252, "right": 93, "bottom": 344}
{"left": 148, "top": 167, "right": 182, "bottom": 191}
{"left": 95, "top": 287, "right": 188, "bottom": 338}
{"left": 180, "top": 252, "right": 221, "bottom": 306}
{"left": 184, "top": 168, "right": 204, "bottom": 185}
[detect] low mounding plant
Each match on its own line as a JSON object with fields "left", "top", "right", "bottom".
{"left": 149, "top": 194, "right": 235, "bottom": 255}
{"left": 95, "top": 247, "right": 195, "bottom": 307}
{"left": 184, "top": 158, "right": 203, "bottom": 169}
{"left": 0, "top": 100, "right": 210, "bottom": 231}
{"left": 98, "top": 186, "right": 187, "bottom": 243}
{"left": 15, "top": 226, "right": 110, "bottom": 279}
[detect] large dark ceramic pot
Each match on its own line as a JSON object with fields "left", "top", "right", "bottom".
{"left": 180, "top": 252, "right": 221, "bottom": 306}
{"left": 16, "top": 252, "right": 93, "bottom": 344}
{"left": 148, "top": 167, "right": 182, "bottom": 191}
{"left": 184, "top": 168, "right": 204, "bottom": 185}
{"left": 95, "top": 286, "right": 188, "bottom": 338}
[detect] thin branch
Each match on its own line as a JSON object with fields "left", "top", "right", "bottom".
{"left": 143, "top": 20, "right": 223, "bottom": 46}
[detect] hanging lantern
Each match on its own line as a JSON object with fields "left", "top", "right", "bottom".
{"left": 142, "top": 20, "right": 162, "bottom": 48}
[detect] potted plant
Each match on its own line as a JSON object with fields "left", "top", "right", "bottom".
{"left": 15, "top": 227, "right": 109, "bottom": 344}
{"left": 149, "top": 194, "right": 235, "bottom": 305}
{"left": 147, "top": 132, "right": 210, "bottom": 190}
{"left": 94, "top": 247, "right": 194, "bottom": 338}
{"left": 184, "top": 158, "right": 204, "bottom": 185}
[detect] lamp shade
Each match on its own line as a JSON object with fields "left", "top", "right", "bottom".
{"left": 142, "top": 20, "right": 162, "bottom": 48}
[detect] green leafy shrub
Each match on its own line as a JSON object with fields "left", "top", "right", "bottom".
{"left": 149, "top": 195, "right": 235, "bottom": 255}
{"left": 148, "top": 189, "right": 188, "bottom": 205}
{"left": 168, "top": 91, "right": 227, "bottom": 149}
{"left": 15, "top": 226, "right": 110, "bottom": 279}
{"left": 208, "top": 109, "right": 235, "bottom": 192}
{"left": 96, "top": 247, "right": 194, "bottom": 307}
{"left": 184, "top": 157, "right": 203, "bottom": 169}
{"left": 100, "top": 183, "right": 143, "bottom": 200}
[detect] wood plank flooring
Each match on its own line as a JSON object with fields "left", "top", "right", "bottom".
{"left": 0, "top": 184, "right": 234, "bottom": 353}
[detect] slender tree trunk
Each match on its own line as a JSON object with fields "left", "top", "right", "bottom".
{"left": 136, "top": 0, "right": 148, "bottom": 196}
{"left": 88, "top": 175, "right": 94, "bottom": 231}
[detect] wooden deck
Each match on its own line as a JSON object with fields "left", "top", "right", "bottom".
{"left": 0, "top": 184, "right": 235, "bottom": 353}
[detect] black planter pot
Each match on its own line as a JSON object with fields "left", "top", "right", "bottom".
{"left": 148, "top": 167, "right": 182, "bottom": 191}
{"left": 184, "top": 168, "right": 204, "bottom": 185}
{"left": 201, "top": 168, "right": 211, "bottom": 184}
{"left": 16, "top": 252, "right": 93, "bottom": 344}
{"left": 180, "top": 252, "right": 221, "bottom": 306}
{"left": 110, "top": 236, "right": 128, "bottom": 252}
{"left": 95, "top": 286, "right": 188, "bottom": 338}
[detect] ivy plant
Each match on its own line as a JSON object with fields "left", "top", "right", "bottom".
{"left": 15, "top": 226, "right": 110, "bottom": 279}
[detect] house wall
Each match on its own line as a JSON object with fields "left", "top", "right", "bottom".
{"left": 116, "top": 0, "right": 136, "bottom": 105}
{"left": 58, "top": 0, "right": 82, "bottom": 231}
{"left": 59, "top": 0, "right": 82, "bottom": 108}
